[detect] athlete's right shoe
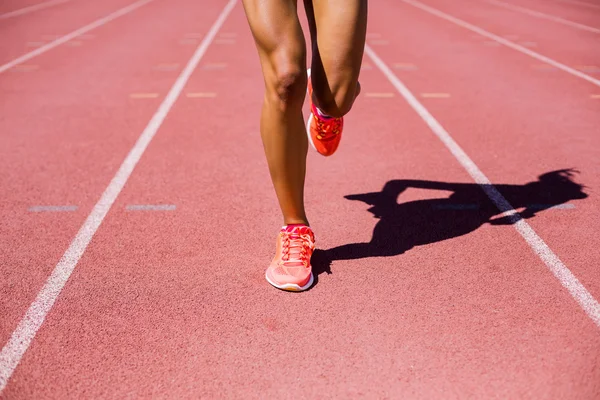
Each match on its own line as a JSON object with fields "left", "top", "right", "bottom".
{"left": 265, "top": 225, "right": 315, "bottom": 292}
{"left": 306, "top": 69, "right": 344, "bottom": 157}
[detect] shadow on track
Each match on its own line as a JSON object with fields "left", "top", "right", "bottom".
{"left": 311, "top": 169, "right": 588, "bottom": 279}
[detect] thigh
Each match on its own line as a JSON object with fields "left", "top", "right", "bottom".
{"left": 242, "top": 0, "right": 307, "bottom": 86}
{"left": 304, "top": 0, "right": 367, "bottom": 89}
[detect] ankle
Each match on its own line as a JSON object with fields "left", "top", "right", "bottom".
{"left": 283, "top": 219, "right": 309, "bottom": 227}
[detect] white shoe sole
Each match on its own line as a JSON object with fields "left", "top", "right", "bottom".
{"left": 265, "top": 271, "right": 314, "bottom": 292}
{"left": 306, "top": 68, "right": 318, "bottom": 152}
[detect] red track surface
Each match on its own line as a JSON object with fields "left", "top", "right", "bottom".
{"left": 1, "top": 0, "right": 599, "bottom": 398}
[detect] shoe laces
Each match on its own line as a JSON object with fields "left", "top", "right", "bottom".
{"left": 281, "top": 231, "right": 314, "bottom": 267}
{"left": 314, "top": 111, "right": 342, "bottom": 141}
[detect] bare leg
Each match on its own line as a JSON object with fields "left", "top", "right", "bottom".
{"left": 304, "top": 0, "right": 368, "bottom": 117}
{"left": 242, "top": 0, "right": 309, "bottom": 225}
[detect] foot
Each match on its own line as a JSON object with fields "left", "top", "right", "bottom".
{"left": 265, "top": 225, "right": 315, "bottom": 291}
{"left": 306, "top": 69, "right": 344, "bottom": 157}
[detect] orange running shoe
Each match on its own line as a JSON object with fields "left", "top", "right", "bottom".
{"left": 265, "top": 225, "right": 315, "bottom": 291}
{"left": 306, "top": 69, "right": 344, "bottom": 157}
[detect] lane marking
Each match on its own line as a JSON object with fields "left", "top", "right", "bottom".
{"left": 0, "top": 0, "right": 238, "bottom": 392}
{"left": 365, "top": 92, "right": 394, "bottom": 98}
{"left": 361, "top": 63, "right": 373, "bottom": 70}
{"left": 186, "top": 92, "right": 217, "bottom": 98}
{"left": 0, "top": 0, "right": 69, "bottom": 20}
{"left": 219, "top": 32, "right": 237, "bottom": 38}
{"left": 126, "top": 204, "right": 176, "bottom": 211}
{"left": 528, "top": 203, "right": 576, "bottom": 210}
{"left": 365, "top": 44, "right": 600, "bottom": 328}
{"left": 154, "top": 63, "right": 180, "bottom": 71}
{"left": 0, "top": 0, "right": 154, "bottom": 74}
{"left": 67, "top": 40, "right": 83, "bottom": 47}
{"left": 129, "top": 93, "right": 159, "bottom": 99}
{"left": 29, "top": 205, "right": 78, "bottom": 212}
{"left": 484, "top": 0, "right": 600, "bottom": 34}
{"left": 401, "top": 0, "right": 600, "bottom": 88}
{"left": 503, "top": 34, "right": 519, "bottom": 40}
{"left": 421, "top": 92, "right": 451, "bottom": 98}
{"left": 591, "top": 94, "right": 600, "bottom": 99}
{"left": 432, "top": 203, "right": 576, "bottom": 211}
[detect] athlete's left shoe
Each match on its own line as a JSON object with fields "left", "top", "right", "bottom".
{"left": 306, "top": 69, "right": 344, "bottom": 157}
{"left": 265, "top": 225, "right": 315, "bottom": 292}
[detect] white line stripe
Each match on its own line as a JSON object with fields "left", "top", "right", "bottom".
{"left": 0, "top": 0, "right": 69, "bottom": 20}
{"left": 29, "top": 205, "right": 78, "bottom": 212}
{"left": 528, "top": 203, "right": 576, "bottom": 210}
{"left": 483, "top": 0, "right": 600, "bottom": 34}
{"left": 0, "top": 0, "right": 154, "bottom": 74}
{"left": 365, "top": 44, "right": 600, "bottom": 328}
{"left": 0, "top": 0, "right": 237, "bottom": 392}
{"left": 126, "top": 204, "right": 176, "bottom": 211}
{"left": 401, "top": 0, "right": 600, "bottom": 88}
{"left": 554, "top": 0, "right": 600, "bottom": 10}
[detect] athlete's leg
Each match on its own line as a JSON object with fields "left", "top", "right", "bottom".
{"left": 304, "top": 0, "right": 367, "bottom": 118}
{"left": 242, "top": 0, "right": 309, "bottom": 226}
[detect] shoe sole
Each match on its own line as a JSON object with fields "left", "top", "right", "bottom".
{"left": 306, "top": 68, "right": 319, "bottom": 152}
{"left": 306, "top": 111, "right": 319, "bottom": 152}
{"left": 265, "top": 271, "right": 314, "bottom": 292}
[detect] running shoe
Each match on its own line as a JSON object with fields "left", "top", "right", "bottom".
{"left": 306, "top": 69, "right": 344, "bottom": 157}
{"left": 265, "top": 225, "right": 315, "bottom": 291}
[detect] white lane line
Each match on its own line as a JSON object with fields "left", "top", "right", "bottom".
{"left": 401, "top": 0, "right": 600, "bottom": 88}
{"left": 0, "top": 0, "right": 237, "bottom": 392}
{"left": 126, "top": 204, "right": 176, "bottom": 211}
{"left": 421, "top": 92, "right": 451, "bottom": 98}
{"left": 29, "top": 205, "right": 78, "bottom": 212}
{"left": 483, "top": 0, "right": 600, "bottom": 34}
{"left": 528, "top": 203, "right": 576, "bottom": 210}
{"left": 0, "top": 0, "right": 155, "bottom": 74}
{"left": 186, "top": 92, "right": 217, "bottom": 98}
{"left": 432, "top": 203, "right": 576, "bottom": 211}
{"left": 129, "top": 92, "right": 159, "bottom": 99}
{"left": 554, "top": 0, "right": 600, "bottom": 10}
{"left": 365, "top": 44, "right": 600, "bottom": 329}
{"left": 0, "top": 0, "right": 69, "bottom": 20}
{"left": 365, "top": 92, "right": 395, "bottom": 98}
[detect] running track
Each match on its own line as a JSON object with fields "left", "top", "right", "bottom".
{"left": 1, "top": 0, "right": 599, "bottom": 398}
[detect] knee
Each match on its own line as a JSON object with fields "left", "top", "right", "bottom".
{"left": 316, "top": 80, "right": 360, "bottom": 118}
{"left": 265, "top": 59, "right": 306, "bottom": 111}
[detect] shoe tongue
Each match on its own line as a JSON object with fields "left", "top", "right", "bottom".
{"left": 281, "top": 225, "right": 312, "bottom": 267}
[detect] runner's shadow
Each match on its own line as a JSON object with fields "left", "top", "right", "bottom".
{"left": 311, "top": 169, "right": 588, "bottom": 277}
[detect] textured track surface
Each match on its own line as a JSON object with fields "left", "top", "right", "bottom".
{"left": 1, "top": 0, "right": 599, "bottom": 398}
